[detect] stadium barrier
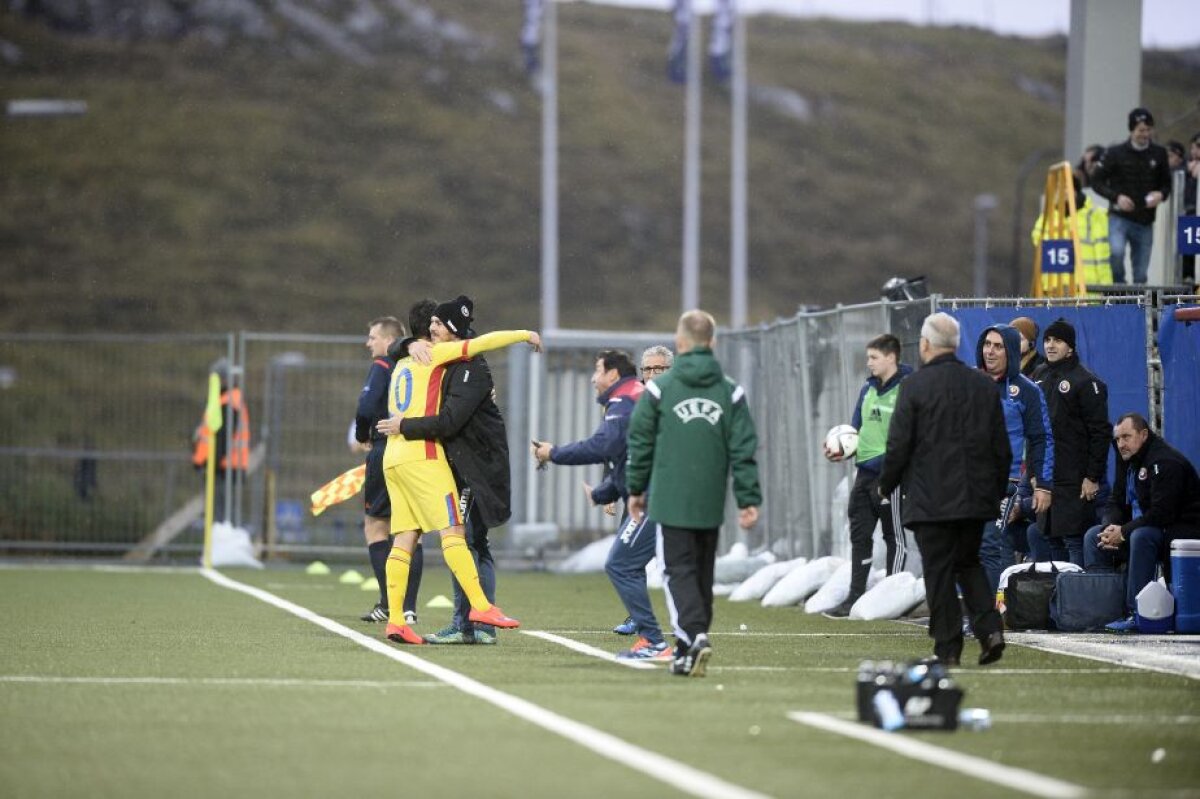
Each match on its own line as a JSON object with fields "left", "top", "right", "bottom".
{"left": 2, "top": 292, "right": 1196, "bottom": 560}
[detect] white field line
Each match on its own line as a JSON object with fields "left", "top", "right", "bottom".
{"left": 520, "top": 630, "right": 658, "bottom": 670}
{"left": 989, "top": 713, "right": 1200, "bottom": 725}
{"left": 787, "top": 712, "right": 1087, "bottom": 799}
{"left": 709, "top": 666, "right": 1137, "bottom": 675}
{"left": 1002, "top": 633, "right": 1200, "bottom": 682}
{"left": 545, "top": 629, "right": 922, "bottom": 637}
{"left": 201, "top": 569, "right": 769, "bottom": 799}
{"left": 0, "top": 675, "right": 441, "bottom": 689}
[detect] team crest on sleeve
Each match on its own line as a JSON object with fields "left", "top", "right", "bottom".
{"left": 1058, "top": 380, "right": 1071, "bottom": 393}
{"left": 673, "top": 397, "right": 724, "bottom": 425}
{"left": 1008, "top": 384, "right": 1020, "bottom": 397}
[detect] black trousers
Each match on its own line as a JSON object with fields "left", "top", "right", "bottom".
{"left": 912, "top": 520, "right": 1001, "bottom": 661}
{"left": 848, "top": 469, "right": 907, "bottom": 599}
{"left": 659, "top": 524, "right": 719, "bottom": 649}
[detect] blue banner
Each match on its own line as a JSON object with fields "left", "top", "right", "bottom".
{"left": 1158, "top": 305, "right": 1200, "bottom": 469}
{"left": 941, "top": 304, "right": 1149, "bottom": 484}
{"left": 1040, "top": 239, "right": 1075, "bottom": 274}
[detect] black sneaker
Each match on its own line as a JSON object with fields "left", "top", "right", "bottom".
{"left": 822, "top": 598, "right": 856, "bottom": 619}
{"left": 670, "top": 633, "right": 713, "bottom": 677}
{"left": 360, "top": 603, "right": 388, "bottom": 623}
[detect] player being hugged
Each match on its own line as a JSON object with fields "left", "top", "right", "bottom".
{"left": 375, "top": 296, "right": 541, "bottom": 645}
{"left": 822, "top": 333, "right": 914, "bottom": 618}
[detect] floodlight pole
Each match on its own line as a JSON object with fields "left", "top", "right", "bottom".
{"left": 730, "top": 6, "right": 748, "bottom": 329}
{"left": 540, "top": 0, "right": 559, "bottom": 332}
{"left": 681, "top": 7, "right": 702, "bottom": 312}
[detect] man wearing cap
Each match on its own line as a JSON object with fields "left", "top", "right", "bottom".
{"left": 1010, "top": 317, "right": 1043, "bottom": 378}
{"left": 1085, "top": 413, "right": 1200, "bottom": 633}
{"left": 1029, "top": 319, "right": 1110, "bottom": 565}
{"left": 1090, "top": 107, "right": 1173, "bottom": 284}
{"left": 384, "top": 296, "right": 513, "bottom": 645}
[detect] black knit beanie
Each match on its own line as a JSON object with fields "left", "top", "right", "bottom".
{"left": 1043, "top": 318, "right": 1076, "bottom": 351}
{"left": 433, "top": 295, "right": 474, "bottom": 338}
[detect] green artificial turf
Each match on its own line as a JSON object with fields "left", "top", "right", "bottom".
{"left": 1, "top": 565, "right": 1196, "bottom": 798}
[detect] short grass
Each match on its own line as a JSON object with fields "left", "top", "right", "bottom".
{"left": 1, "top": 564, "right": 1197, "bottom": 798}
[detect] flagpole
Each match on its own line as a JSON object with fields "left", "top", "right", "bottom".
{"left": 681, "top": 4, "right": 702, "bottom": 312}
{"left": 730, "top": 3, "right": 747, "bottom": 328}
{"left": 541, "top": 0, "right": 559, "bottom": 332}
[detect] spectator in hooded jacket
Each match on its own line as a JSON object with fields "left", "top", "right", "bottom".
{"left": 975, "top": 324, "right": 1055, "bottom": 594}
{"left": 1090, "top": 107, "right": 1173, "bottom": 284}
{"left": 1028, "top": 319, "right": 1110, "bottom": 566}
{"left": 1086, "top": 413, "right": 1200, "bottom": 633}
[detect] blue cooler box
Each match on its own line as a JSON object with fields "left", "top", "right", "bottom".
{"left": 1171, "top": 539, "right": 1200, "bottom": 634}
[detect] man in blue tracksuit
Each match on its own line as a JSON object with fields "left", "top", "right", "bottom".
{"left": 532, "top": 348, "right": 673, "bottom": 661}
{"left": 976, "top": 324, "right": 1055, "bottom": 593}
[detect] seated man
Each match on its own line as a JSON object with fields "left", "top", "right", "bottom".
{"left": 1084, "top": 413, "right": 1200, "bottom": 633}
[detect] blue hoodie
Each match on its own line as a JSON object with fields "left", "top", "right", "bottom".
{"left": 975, "top": 324, "right": 1054, "bottom": 485}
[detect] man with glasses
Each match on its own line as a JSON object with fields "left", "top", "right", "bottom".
{"left": 532, "top": 347, "right": 676, "bottom": 661}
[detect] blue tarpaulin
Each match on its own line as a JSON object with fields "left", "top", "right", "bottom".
{"left": 1158, "top": 305, "right": 1200, "bottom": 470}
{"left": 940, "top": 304, "right": 1150, "bottom": 484}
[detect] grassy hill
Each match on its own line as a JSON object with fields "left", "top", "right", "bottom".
{"left": 2, "top": 2, "right": 1197, "bottom": 335}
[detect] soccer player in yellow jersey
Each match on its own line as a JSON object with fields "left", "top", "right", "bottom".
{"left": 376, "top": 298, "right": 541, "bottom": 644}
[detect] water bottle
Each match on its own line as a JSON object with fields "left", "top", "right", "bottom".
{"left": 958, "top": 707, "right": 992, "bottom": 731}
{"left": 873, "top": 689, "right": 906, "bottom": 731}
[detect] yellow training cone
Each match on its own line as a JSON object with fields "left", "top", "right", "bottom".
{"left": 360, "top": 579, "right": 378, "bottom": 592}
{"left": 425, "top": 594, "right": 454, "bottom": 608}
{"left": 339, "top": 569, "right": 365, "bottom": 585}
{"left": 305, "top": 561, "right": 331, "bottom": 576}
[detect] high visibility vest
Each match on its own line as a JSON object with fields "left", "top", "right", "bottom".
{"left": 191, "top": 388, "right": 250, "bottom": 471}
{"left": 1031, "top": 199, "right": 1113, "bottom": 287}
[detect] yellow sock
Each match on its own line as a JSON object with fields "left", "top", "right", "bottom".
{"left": 441, "top": 533, "right": 489, "bottom": 611}
{"left": 385, "top": 549, "right": 412, "bottom": 626}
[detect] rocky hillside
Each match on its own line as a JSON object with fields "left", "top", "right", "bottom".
{"left": 2, "top": 0, "right": 1197, "bottom": 334}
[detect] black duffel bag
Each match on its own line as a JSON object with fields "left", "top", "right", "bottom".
{"left": 1003, "top": 563, "right": 1059, "bottom": 630}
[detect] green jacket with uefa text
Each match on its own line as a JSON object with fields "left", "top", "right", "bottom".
{"left": 625, "top": 347, "right": 761, "bottom": 529}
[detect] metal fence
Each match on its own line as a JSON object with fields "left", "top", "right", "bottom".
{"left": 1, "top": 291, "right": 1193, "bottom": 560}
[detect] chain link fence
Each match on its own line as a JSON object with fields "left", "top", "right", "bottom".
{"left": 2, "top": 291, "right": 1191, "bottom": 560}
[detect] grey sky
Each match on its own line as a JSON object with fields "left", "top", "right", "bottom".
{"left": 586, "top": 0, "right": 1199, "bottom": 49}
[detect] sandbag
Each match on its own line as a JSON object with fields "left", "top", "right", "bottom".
{"left": 714, "top": 550, "right": 775, "bottom": 584}
{"left": 728, "top": 558, "right": 807, "bottom": 602}
{"left": 806, "top": 563, "right": 885, "bottom": 614}
{"left": 209, "top": 522, "right": 264, "bottom": 569}
{"left": 554, "top": 535, "right": 615, "bottom": 574}
{"left": 850, "top": 572, "right": 926, "bottom": 620}
{"left": 762, "top": 556, "right": 845, "bottom": 607}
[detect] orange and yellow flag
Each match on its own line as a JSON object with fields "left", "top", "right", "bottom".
{"left": 310, "top": 464, "right": 367, "bottom": 517}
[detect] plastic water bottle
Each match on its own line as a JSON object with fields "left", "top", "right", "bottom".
{"left": 873, "top": 689, "right": 906, "bottom": 731}
{"left": 958, "top": 708, "right": 992, "bottom": 731}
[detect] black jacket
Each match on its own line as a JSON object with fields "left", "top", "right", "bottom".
{"left": 1103, "top": 432, "right": 1200, "bottom": 541}
{"left": 879, "top": 352, "right": 1012, "bottom": 525}
{"left": 1032, "top": 354, "right": 1110, "bottom": 536}
{"left": 400, "top": 355, "right": 512, "bottom": 529}
{"left": 1091, "top": 139, "right": 1173, "bottom": 227}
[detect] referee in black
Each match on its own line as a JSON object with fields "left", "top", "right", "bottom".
{"left": 354, "top": 313, "right": 424, "bottom": 623}
{"left": 878, "top": 312, "right": 1011, "bottom": 666}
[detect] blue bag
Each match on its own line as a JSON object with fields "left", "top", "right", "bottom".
{"left": 1050, "top": 572, "right": 1126, "bottom": 632}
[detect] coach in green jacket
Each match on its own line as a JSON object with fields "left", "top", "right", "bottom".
{"left": 627, "top": 309, "right": 761, "bottom": 678}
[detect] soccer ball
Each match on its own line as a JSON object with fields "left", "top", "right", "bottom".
{"left": 824, "top": 424, "right": 859, "bottom": 458}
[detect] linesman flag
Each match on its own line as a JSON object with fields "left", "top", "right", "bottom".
{"left": 311, "top": 464, "right": 367, "bottom": 517}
